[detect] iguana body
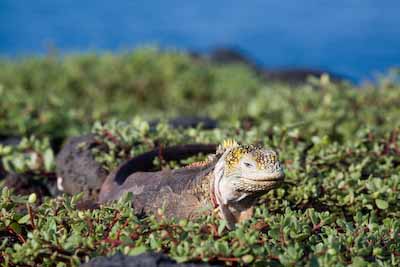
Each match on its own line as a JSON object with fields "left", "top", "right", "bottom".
{"left": 99, "top": 140, "right": 284, "bottom": 229}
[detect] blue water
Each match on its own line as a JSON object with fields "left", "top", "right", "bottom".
{"left": 1, "top": 0, "right": 400, "bottom": 82}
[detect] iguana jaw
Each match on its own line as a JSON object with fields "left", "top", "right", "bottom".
{"left": 232, "top": 169, "right": 284, "bottom": 192}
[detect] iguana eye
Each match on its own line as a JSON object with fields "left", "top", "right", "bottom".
{"left": 244, "top": 162, "right": 254, "bottom": 168}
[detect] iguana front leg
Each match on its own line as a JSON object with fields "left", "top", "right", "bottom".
{"left": 218, "top": 201, "right": 255, "bottom": 229}
{"left": 237, "top": 207, "right": 254, "bottom": 223}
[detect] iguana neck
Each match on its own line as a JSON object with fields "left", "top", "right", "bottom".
{"left": 212, "top": 149, "right": 256, "bottom": 229}
{"left": 188, "top": 150, "right": 255, "bottom": 229}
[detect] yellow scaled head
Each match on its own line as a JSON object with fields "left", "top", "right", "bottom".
{"left": 223, "top": 144, "right": 284, "bottom": 192}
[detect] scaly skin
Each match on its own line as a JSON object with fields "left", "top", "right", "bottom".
{"left": 98, "top": 140, "right": 284, "bottom": 229}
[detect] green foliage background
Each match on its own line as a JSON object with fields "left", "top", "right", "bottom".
{"left": 1, "top": 48, "right": 400, "bottom": 266}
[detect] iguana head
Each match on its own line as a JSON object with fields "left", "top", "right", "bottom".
{"left": 213, "top": 140, "right": 284, "bottom": 229}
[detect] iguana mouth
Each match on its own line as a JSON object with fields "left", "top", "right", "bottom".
{"left": 242, "top": 176, "right": 284, "bottom": 183}
{"left": 240, "top": 170, "right": 285, "bottom": 182}
{"left": 240, "top": 176, "right": 284, "bottom": 185}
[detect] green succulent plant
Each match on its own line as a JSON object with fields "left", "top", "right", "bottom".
{"left": 1, "top": 48, "right": 400, "bottom": 266}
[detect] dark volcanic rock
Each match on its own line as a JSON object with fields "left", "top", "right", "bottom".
{"left": 149, "top": 117, "right": 218, "bottom": 131}
{"left": 0, "top": 135, "right": 59, "bottom": 197}
{"left": 0, "top": 136, "right": 22, "bottom": 146}
{"left": 199, "top": 47, "right": 348, "bottom": 84}
{"left": 208, "top": 47, "right": 257, "bottom": 67}
{"left": 0, "top": 135, "right": 64, "bottom": 199}
{"left": 261, "top": 68, "right": 345, "bottom": 84}
{"left": 56, "top": 134, "right": 108, "bottom": 200}
{"left": 4, "top": 173, "right": 52, "bottom": 202}
{"left": 0, "top": 163, "right": 6, "bottom": 180}
{"left": 81, "top": 252, "right": 221, "bottom": 267}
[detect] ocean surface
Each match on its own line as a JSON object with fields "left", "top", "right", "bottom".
{"left": 1, "top": 0, "right": 400, "bottom": 82}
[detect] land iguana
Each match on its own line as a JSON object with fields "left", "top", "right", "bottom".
{"left": 99, "top": 140, "right": 284, "bottom": 229}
